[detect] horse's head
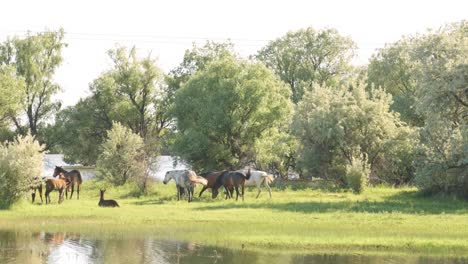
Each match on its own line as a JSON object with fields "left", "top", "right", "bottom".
{"left": 53, "top": 166, "right": 63, "bottom": 178}
{"left": 163, "top": 171, "right": 173, "bottom": 184}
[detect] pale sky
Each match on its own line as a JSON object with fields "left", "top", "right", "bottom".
{"left": 0, "top": 0, "right": 467, "bottom": 106}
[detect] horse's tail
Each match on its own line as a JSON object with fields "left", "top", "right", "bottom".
{"left": 187, "top": 170, "right": 208, "bottom": 186}
{"left": 265, "top": 174, "right": 274, "bottom": 184}
{"left": 76, "top": 171, "right": 83, "bottom": 185}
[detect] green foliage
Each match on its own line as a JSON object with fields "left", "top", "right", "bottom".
{"left": 367, "top": 37, "right": 424, "bottom": 126}
{"left": 411, "top": 21, "right": 468, "bottom": 195}
{"left": 0, "top": 29, "right": 66, "bottom": 139}
{"left": 346, "top": 157, "right": 370, "bottom": 194}
{"left": 172, "top": 56, "right": 293, "bottom": 171}
{"left": 47, "top": 46, "right": 167, "bottom": 164}
{"left": 0, "top": 134, "right": 43, "bottom": 208}
{"left": 96, "top": 122, "right": 147, "bottom": 188}
{"left": 44, "top": 97, "right": 111, "bottom": 165}
{"left": 256, "top": 27, "right": 356, "bottom": 103}
{"left": 292, "top": 81, "right": 415, "bottom": 184}
{"left": 0, "top": 65, "right": 25, "bottom": 126}
{"left": 167, "top": 41, "right": 236, "bottom": 91}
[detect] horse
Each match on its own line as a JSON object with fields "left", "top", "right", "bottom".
{"left": 30, "top": 176, "right": 44, "bottom": 203}
{"left": 212, "top": 169, "right": 251, "bottom": 201}
{"left": 163, "top": 170, "right": 208, "bottom": 202}
{"left": 198, "top": 171, "right": 226, "bottom": 198}
{"left": 45, "top": 173, "right": 70, "bottom": 204}
{"left": 53, "top": 166, "right": 83, "bottom": 200}
{"left": 241, "top": 170, "right": 274, "bottom": 198}
{"left": 98, "top": 189, "right": 119, "bottom": 207}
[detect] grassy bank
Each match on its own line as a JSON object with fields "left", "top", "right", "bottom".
{"left": 1, "top": 180, "right": 468, "bottom": 257}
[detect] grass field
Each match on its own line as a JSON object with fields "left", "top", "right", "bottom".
{"left": 1, "top": 180, "right": 468, "bottom": 257}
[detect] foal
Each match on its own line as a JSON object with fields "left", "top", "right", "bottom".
{"left": 98, "top": 189, "right": 119, "bottom": 207}
{"left": 53, "top": 166, "right": 83, "bottom": 200}
{"left": 45, "top": 173, "right": 69, "bottom": 204}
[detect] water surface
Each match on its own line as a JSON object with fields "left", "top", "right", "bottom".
{"left": 0, "top": 230, "right": 466, "bottom": 264}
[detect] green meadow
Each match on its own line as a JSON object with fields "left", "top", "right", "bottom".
{"left": 1, "top": 180, "right": 468, "bottom": 257}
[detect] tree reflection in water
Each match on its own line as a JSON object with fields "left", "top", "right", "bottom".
{"left": 0, "top": 230, "right": 467, "bottom": 264}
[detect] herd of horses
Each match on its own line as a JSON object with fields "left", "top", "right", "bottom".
{"left": 163, "top": 168, "right": 274, "bottom": 202}
{"left": 30, "top": 166, "right": 83, "bottom": 205}
{"left": 31, "top": 166, "right": 274, "bottom": 205}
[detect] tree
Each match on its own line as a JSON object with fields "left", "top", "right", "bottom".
{"left": 0, "top": 134, "right": 44, "bottom": 208}
{"left": 167, "top": 41, "right": 236, "bottom": 91}
{"left": 0, "top": 29, "right": 66, "bottom": 139}
{"left": 47, "top": 46, "right": 169, "bottom": 164}
{"left": 367, "top": 37, "right": 425, "bottom": 126}
{"left": 0, "top": 65, "right": 25, "bottom": 126}
{"left": 44, "top": 97, "right": 111, "bottom": 165}
{"left": 412, "top": 21, "right": 468, "bottom": 195}
{"left": 256, "top": 27, "right": 356, "bottom": 103}
{"left": 96, "top": 122, "right": 147, "bottom": 189}
{"left": 292, "top": 81, "right": 416, "bottom": 184}
{"left": 172, "top": 56, "right": 293, "bottom": 171}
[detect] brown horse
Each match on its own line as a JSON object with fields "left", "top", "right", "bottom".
{"left": 53, "top": 166, "right": 83, "bottom": 200}
{"left": 30, "top": 176, "right": 44, "bottom": 203}
{"left": 198, "top": 171, "right": 226, "bottom": 198}
{"left": 45, "top": 173, "right": 70, "bottom": 204}
{"left": 212, "top": 169, "right": 251, "bottom": 201}
{"left": 98, "top": 189, "right": 119, "bottom": 207}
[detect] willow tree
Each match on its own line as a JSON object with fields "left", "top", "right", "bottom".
{"left": 0, "top": 29, "right": 65, "bottom": 138}
{"left": 172, "top": 56, "right": 293, "bottom": 171}
{"left": 412, "top": 21, "right": 468, "bottom": 195}
{"left": 292, "top": 81, "right": 416, "bottom": 184}
{"left": 256, "top": 27, "right": 356, "bottom": 103}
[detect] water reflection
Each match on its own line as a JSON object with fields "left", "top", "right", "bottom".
{"left": 0, "top": 230, "right": 467, "bottom": 264}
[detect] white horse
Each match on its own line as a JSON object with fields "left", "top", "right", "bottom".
{"left": 163, "top": 170, "right": 208, "bottom": 202}
{"left": 238, "top": 169, "right": 274, "bottom": 198}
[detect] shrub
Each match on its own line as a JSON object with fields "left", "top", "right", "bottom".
{"left": 96, "top": 122, "right": 148, "bottom": 190}
{"left": 346, "top": 158, "right": 370, "bottom": 194}
{"left": 0, "top": 134, "right": 44, "bottom": 208}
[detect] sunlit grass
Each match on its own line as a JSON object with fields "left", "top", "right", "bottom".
{"left": 1, "top": 180, "right": 468, "bottom": 256}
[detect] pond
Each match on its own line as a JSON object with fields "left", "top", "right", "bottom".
{"left": 0, "top": 230, "right": 466, "bottom": 264}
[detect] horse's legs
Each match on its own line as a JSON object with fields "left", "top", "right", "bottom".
{"left": 69, "top": 184, "right": 75, "bottom": 199}
{"left": 177, "top": 186, "right": 180, "bottom": 201}
{"left": 234, "top": 186, "right": 240, "bottom": 201}
{"left": 188, "top": 186, "right": 192, "bottom": 203}
{"left": 58, "top": 189, "right": 62, "bottom": 204}
{"left": 256, "top": 182, "right": 262, "bottom": 199}
{"left": 45, "top": 190, "right": 50, "bottom": 204}
{"left": 198, "top": 186, "right": 207, "bottom": 197}
{"left": 265, "top": 181, "right": 272, "bottom": 198}
{"left": 77, "top": 184, "right": 80, "bottom": 200}
{"left": 39, "top": 185, "right": 43, "bottom": 203}
{"left": 241, "top": 184, "right": 245, "bottom": 201}
{"left": 224, "top": 186, "right": 230, "bottom": 199}
{"left": 31, "top": 191, "right": 36, "bottom": 203}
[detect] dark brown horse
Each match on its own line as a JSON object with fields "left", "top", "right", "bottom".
{"left": 98, "top": 189, "right": 119, "bottom": 207}
{"left": 53, "top": 166, "right": 83, "bottom": 200}
{"left": 45, "top": 173, "right": 70, "bottom": 204}
{"left": 212, "top": 169, "right": 251, "bottom": 201}
{"left": 30, "top": 176, "right": 44, "bottom": 203}
{"left": 198, "top": 171, "right": 226, "bottom": 197}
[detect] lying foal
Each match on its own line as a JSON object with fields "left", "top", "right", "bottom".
{"left": 98, "top": 189, "right": 119, "bottom": 207}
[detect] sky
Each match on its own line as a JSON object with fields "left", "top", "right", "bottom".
{"left": 0, "top": 0, "right": 467, "bottom": 106}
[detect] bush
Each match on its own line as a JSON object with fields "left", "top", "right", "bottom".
{"left": 346, "top": 158, "right": 369, "bottom": 194}
{"left": 0, "top": 134, "right": 44, "bottom": 208}
{"left": 96, "top": 123, "right": 148, "bottom": 191}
